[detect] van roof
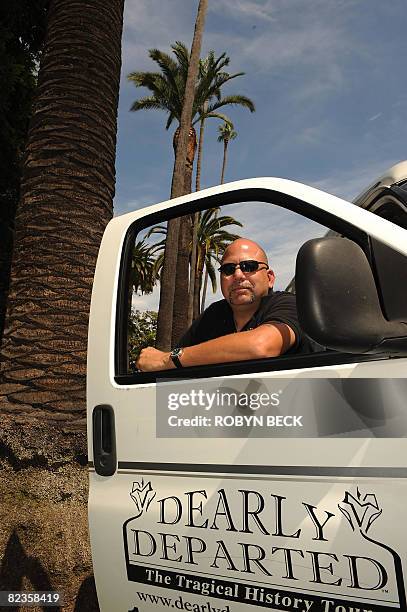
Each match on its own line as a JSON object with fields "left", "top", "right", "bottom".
{"left": 353, "top": 160, "right": 407, "bottom": 208}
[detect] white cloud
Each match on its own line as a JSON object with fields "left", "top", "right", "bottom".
{"left": 121, "top": 1, "right": 195, "bottom": 75}
{"left": 121, "top": 0, "right": 359, "bottom": 105}
{"left": 295, "top": 124, "right": 325, "bottom": 145}
{"left": 132, "top": 285, "right": 160, "bottom": 312}
{"left": 210, "top": 0, "right": 276, "bottom": 23}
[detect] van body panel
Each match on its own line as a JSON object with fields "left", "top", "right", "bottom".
{"left": 88, "top": 175, "right": 407, "bottom": 611}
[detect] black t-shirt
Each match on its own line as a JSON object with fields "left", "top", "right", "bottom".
{"left": 179, "top": 289, "right": 308, "bottom": 355}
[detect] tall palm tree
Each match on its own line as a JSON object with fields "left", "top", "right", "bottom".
{"left": 193, "top": 50, "right": 254, "bottom": 191}
{"left": 188, "top": 54, "right": 254, "bottom": 326}
{"left": 196, "top": 121, "right": 238, "bottom": 320}
{"left": 128, "top": 40, "right": 255, "bottom": 346}
{"left": 218, "top": 120, "right": 238, "bottom": 184}
{"left": 0, "top": 0, "right": 125, "bottom": 605}
{"left": 167, "top": 0, "right": 208, "bottom": 346}
{"left": 128, "top": 44, "right": 254, "bottom": 193}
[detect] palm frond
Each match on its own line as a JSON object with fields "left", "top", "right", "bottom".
{"left": 208, "top": 95, "right": 255, "bottom": 113}
{"left": 130, "top": 97, "right": 169, "bottom": 113}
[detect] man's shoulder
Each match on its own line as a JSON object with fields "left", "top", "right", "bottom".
{"left": 261, "top": 290, "right": 296, "bottom": 305}
{"left": 179, "top": 298, "right": 232, "bottom": 347}
{"left": 255, "top": 289, "right": 298, "bottom": 326}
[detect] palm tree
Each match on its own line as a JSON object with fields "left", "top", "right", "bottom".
{"left": 0, "top": 0, "right": 125, "bottom": 605}
{"left": 188, "top": 54, "right": 254, "bottom": 326}
{"left": 128, "top": 44, "right": 254, "bottom": 193}
{"left": 128, "top": 39, "right": 255, "bottom": 346}
{"left": 218, "top": 120, "right": 237, "bottom": 184}
{"left": 196, "top": 208, "right": 242, "bottom": 316}
{"left": 0, "top": 0, "right": 48, "bottom": 345}
{"left": 168, "top": 0, "right": 208, "bottom": 346}
{"left": 130, "top": 239, "right": 157, "bottom": 295}
{"left": 194, "top": 50, "right": 254, "bottom": 191}
{"left": 128, "top": 0, "right": 207, "bottom": 351}
{"left": 195, "top": 121, "right": 238, "bottom": 321}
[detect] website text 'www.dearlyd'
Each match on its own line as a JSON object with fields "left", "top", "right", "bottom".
{"left": 135, "top": 591, "right": 230, "bottom": 611}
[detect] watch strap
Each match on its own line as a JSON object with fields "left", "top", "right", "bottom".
{"left": 170, "top": 348, "right": 183, "bottom": 368}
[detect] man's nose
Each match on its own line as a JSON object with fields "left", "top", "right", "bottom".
{"left": 233, "top": 266, "right": 245, "bottom": 278}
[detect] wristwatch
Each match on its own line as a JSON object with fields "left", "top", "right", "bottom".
{"left": 170, "top": 347, "right": 184, "bottom": 368}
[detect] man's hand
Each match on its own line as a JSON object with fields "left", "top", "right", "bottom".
{"left": 136, "top": 347, "right": 176, "bottom": 372}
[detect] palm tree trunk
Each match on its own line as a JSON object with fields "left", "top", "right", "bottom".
{"left": 195, "top": 113, "right": 206, "bottom": 192}
{"left": 193, "top": 245, "right": 205, "bottom": 319}
{"left": 220, "top": 139, "right": 229, "bottom": 184}
{"left": 187, "top": 112, "right": 206, "bottom": 327}
{"left": 156, "top": 0, "right": 207, "bottom": 349}
{"left": 171, "top": 214, "right": 192, "bottom": 346}
{"left": 0, "top": 0, "right": 124, "bottom": 605}
{"left": 170, "top": 127, "right": 196, "bottom": 346}
{"left": 201, "top": 261, "right": 209, "bottom": 312}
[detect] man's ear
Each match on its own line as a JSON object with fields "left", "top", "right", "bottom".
{"left": 267, "top": 268, "right": 275, "bottom": 288}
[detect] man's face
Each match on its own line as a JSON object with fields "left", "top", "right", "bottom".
{"left": 220, "top": 241, "right": 275, "bottom": 308}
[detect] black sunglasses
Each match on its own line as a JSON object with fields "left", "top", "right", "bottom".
{"left": 218, "top": 260, "right": 268, "bottom": 276}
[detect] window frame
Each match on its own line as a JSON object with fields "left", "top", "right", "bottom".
{"left": 115, "top": 187, "right": 387, "bottom": 385}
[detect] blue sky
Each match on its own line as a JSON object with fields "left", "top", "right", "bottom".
{"left": 115, "top": 0, "right": 407, "bottom": 215}
{"left": 116, "top": 1, "right": 407, "bottom": 310}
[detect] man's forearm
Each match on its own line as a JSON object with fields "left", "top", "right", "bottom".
{"left": 136, "top": 324, "right": 295, "bottom": 372}
{"left": 180, "top": 324, "right": 291, "bottom": 367}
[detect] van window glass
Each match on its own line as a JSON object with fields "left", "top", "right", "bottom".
{"left": 124, "top": 200, "right": 328, "bottom": 376}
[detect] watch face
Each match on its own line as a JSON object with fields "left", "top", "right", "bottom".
{"left": 170, "top": 347, "right": 183, "bottom": 367}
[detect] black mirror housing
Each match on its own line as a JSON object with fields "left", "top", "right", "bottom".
{"left": 296, "top": 237, "right": 407, "bottom": 354}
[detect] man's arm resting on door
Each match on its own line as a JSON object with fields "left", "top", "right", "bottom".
{"left": 136, "top": 322, "right": 296, "bottom": 372}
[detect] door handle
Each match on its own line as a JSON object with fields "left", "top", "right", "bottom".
{"left": 92, "top": 405, "right": 117, "bottom": 476}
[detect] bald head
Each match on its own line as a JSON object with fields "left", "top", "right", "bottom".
{"left": 219, "top": 238, "right": 274, "bottom": 309}
{"left": 221, "top": 238, "right": 268, "bottom": 265}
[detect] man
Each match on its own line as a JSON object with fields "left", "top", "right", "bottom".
{"left": 136, "top": 238, "right": 303, "bottom": 371}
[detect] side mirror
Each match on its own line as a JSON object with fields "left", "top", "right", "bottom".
{"left": 295, "top": 236, "right": 407, "bottom": 354}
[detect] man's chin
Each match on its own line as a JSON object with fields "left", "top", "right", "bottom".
{"left": 229, "top": 292, "right": 256, "bottom": 305}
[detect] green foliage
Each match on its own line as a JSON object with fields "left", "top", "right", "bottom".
{"left": 146, "top": 209, "right": 242, "bottom": 294}
{"left": 130, "top": 239, "right": 157, "bottom": 295}
{"left": 127, "top": 42, "right": 255, "bottom": 130}
{"left": 217, "top": 120, "right": 237, "bottom": 144}
{"left": 128, "top": 310, "right": 158, "bottom": 368}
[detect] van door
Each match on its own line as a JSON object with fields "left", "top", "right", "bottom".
{"left": 87, "top": 178, "right": 407, "bottom": 612}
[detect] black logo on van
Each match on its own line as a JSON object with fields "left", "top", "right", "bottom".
{"left": 130, "top": 479, "right": 156, "bottom": 519}
{"left": 339, "top": 488, "right": 382, "bottom": 534}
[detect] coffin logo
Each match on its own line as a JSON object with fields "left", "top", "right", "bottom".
{"left": 130, "top": 479, "right": 156, "bottom": 519}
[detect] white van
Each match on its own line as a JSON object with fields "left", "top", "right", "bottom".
{"left": 87, "top": 163, "right": 407, "bottom": 612}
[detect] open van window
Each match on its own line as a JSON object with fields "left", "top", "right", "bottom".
{"left": 114, "top": 185, "right": 407, "bottom": 385}
{"left": 121, "top": 200, "right": 330, "bottom": 382}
